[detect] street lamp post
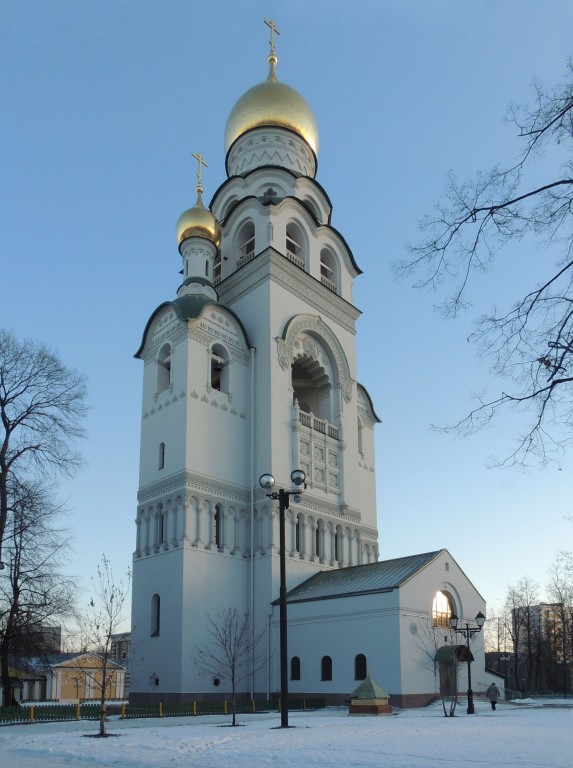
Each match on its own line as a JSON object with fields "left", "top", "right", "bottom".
{"left": 449, "top": 611, "right": 486, "bottom": 714}
{"left": 259, "top": 469, "right": 306, "bottom": 729}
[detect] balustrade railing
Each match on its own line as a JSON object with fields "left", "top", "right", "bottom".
{"left": 285, "top": 250, "right": 305, "bottom": 269}
{"left": 298, "top": 411, "right": 339, "bottom": 440}
{"left": 237, "top": 249, "right": 256, "bottom": 268}
{"left": 320, "top": 275, "right": 337, "bottom": 293}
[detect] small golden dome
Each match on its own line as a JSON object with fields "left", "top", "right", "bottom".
{"left": 176, "top": 190, "right": 221, "bottom": 247}
{"left": 224, "top": 54, "right": 319, "bottom": 155}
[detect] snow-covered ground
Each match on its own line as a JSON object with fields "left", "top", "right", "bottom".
{"left": 0, "top": 700, "right": 569, "bottom": 767}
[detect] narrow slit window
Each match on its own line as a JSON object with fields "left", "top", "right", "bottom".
{"left": 210, "top": 344, "right": 229, "bottom": 393}
{"left": 157, "top": 344, "right": 172, "bottom": 393}
{"left": 215, "top": 505, "right": 223, "bottom": 550}
{"left": 151, "top": 594, "right": 161, "bottom": 637}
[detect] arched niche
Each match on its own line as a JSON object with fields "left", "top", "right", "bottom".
{"left": 277, "top": 314, "right": 354, "bottom": 404}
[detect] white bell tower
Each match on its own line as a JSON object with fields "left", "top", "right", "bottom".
{"left": 130, "top": 25, "right": 380, "bottom": 704}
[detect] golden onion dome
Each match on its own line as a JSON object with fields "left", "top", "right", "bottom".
{"left": 224, "top": 53, "right": 319, "bottom": 156}
{"left": 176, "top": 188, "right": 221, "bottom": 248}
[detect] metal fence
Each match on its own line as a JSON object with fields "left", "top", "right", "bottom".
{"left": 0, "top": 698, "right": 326, "bottom": 726}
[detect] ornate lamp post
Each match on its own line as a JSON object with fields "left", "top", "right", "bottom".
{"left": 450, "top": 611, "right": 486, "bottom": 714}
{"left": 259, "top": 469, "right": 306, "bottom": 728}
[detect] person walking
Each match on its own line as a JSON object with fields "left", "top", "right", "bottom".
{"left": 486, "top": 682, "right": 500, "bottom": 710}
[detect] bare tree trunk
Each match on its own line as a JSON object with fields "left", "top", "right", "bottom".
{"left": 0, "top": 635, "right": 12, "bottom": 706}
{"left": 99, "top": 655, "right": 108, "bottom": 736}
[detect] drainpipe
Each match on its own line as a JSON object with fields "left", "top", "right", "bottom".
{"left": 267, "top": 607, "right": 273, "bottom": 700}
{"left": 249, "top": 346, "right": 256, "bottom": 699}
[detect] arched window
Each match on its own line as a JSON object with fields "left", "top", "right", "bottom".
{"left": 157, "top": 343, "right": 172, "bottom": 393}
{"left": 335, "top": 526, "right": 342, "bottom": 564}
{"left": 432, "top": 591, "right": 454, "bottom": 628}
{"left": 213, "top": 251, "right": 221, "bottom": 284}
{"left": 210, "top": 344, "right": 229, "bottom": 393}
{"left": 151, "top": 594, "right": 160, "bottom": 636}
{"left": 354, "top": 654, "right": 367, "bottom": 680}
{"left": 237, "top": 221, "right": 255, "bottom": 263}
{"left": 285, "top": 221, "right": 305, "bottom": 269}
{"left": 156, "top": 508, "right": 165, "bottom": 546}
{"left": 321, "top": 655, "right": 332, "bottom": 681}
{"left": 158, "top": 442, "right": 165, "bottom": 470}
{"left": 303, "top": 197, "right": 320, "bottom": 221}
{"left": 320, "top": 248, "right": 338, "bottom": 293}
{"left": 221, "top": 195, "right": 239, "bottom": 222}
{"left": 290, "top": 656, "right": 301, "bottom": 681}
{"left": 214, "top": 504, "right": 223, "bottom": 550}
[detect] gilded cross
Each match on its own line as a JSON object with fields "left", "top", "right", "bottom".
{"left": 264, "top": 18, "right": 280, "bottom": 56}
{"left": 192, "top": 152, "right": 208, "bottom": 191}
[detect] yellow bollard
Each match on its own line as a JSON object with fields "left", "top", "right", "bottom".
{"left": 193, "top": 700, "right": 197, "bottom": 716}
{"left": 159, "top": 702, "right": 163, "bottom": 718}
{"left": 29, "top": 705, "right": 34, "bottom": 724}
{"left": 76, "top": 702, "right": 81, "bottom": 720}
{"left": 252, "top": 699, "right": 256, "bottom": 714}
{"left": 224, "top": 700, "right": 228, "bottom": 715}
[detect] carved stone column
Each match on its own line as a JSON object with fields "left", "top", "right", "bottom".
{"left": 204, "top": 500, "right": 214, "bottom": 550}
{"left": 288, "top": 509, "right": 297, "bottom": 557}
{"left": 143, "top": 509, "right": 151, "bottom": 556}
{"left": 135, "top": 512, "right": 142, "bottom": 558}
{"left": 192, "top": 497, "right": 204, "bottom": 548}
{"left": 309, "top": 518, "right": 318, "bottom": 562}
{"left": 299, "top": 515, "right": 308, "bottom": 560}
{"left": 328, "top": 522, "right": 335, "bottom": 566}
{"left": 228, "top": 507, "right": 237, "bottom": 554}
{"left": 162, "top": 505, "right": 170, "bottom": 551}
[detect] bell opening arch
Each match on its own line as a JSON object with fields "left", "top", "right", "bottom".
{"left": 276, "top": 314, "right": 354, "bottom": 409}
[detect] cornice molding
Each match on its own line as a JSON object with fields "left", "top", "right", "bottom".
{"left": 137, "top": 470, "right": 250, "bottom": 506}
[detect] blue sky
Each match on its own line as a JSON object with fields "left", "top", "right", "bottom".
{"left": 2, "top": 0, "right": 572, "bottom": 629}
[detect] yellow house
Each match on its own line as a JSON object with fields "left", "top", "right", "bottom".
{"left": 40, "top": 653, "right": 126, "bottom": 703}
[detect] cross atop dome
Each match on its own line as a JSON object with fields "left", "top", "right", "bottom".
{"left": 223, "top": 19, "right": 319, "bottom": 160}
{"left": 191, "top": 152, "right": 208, "bottom": 196}
{"left": 264, "top": 18, "right": 280, "bottom": 57}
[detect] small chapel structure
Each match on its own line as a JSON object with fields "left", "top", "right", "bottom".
{"left": 129, "top": 22, "right": 499, "bottom": 707}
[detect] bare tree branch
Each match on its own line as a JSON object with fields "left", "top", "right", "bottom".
{"left": 0, "top": 478, "right": 77, "bottom": 705}
{"left": 78, "top": 557, "right": 130, "bottom": 736}
{"left": 194, "top": 608, "right": 265, "bottom": 726}
{"left": 395, "top": 61, "right": 573, "bottom": 465}
{"left": 0, "top": 329, "right": 88, "bottom": 564}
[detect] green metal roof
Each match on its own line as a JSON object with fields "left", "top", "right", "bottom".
{"left": 134, "top": 294, "right": 252, "bottom": 358}
{"left": 282, "top": 550, "right": 444, "bottom": 605}
{"left": 350, "top": 674, "right": 390, "bottom": 700}
{"left": 171, "top": 294, "right": 219, "bottom": 321}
